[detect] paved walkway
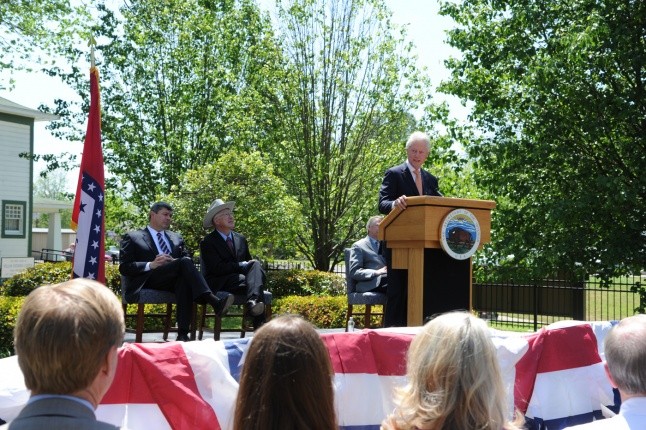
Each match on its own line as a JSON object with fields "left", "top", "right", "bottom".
{"left": 124, "top": 327, "right": 346, "bottom": 343}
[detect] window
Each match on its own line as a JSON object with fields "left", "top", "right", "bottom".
{"left": 2, "top": 201, "right": 26, "bottom": 238}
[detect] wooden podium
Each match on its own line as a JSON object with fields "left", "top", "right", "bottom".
{"left": 378, "top": 196, "right": 495, "bottom": 326}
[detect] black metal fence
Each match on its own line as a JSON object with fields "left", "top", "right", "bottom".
{"left": 263, "top": 260, "right": 642, "bottom": 330}
{"left": 473, "top": 270, "right": 643, "bottom": 331}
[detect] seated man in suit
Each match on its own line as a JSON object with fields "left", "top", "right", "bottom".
{"left": 200, "top": 199, "right": 267, "bottom": 329}
{"left": 10, "top": 278, "right": 124, "bottom": 430}
{"left": 349, "top": 215, "right": 387, "bottom": 293}
{"left": 119, "top": 201, "right": 233, "bottom": 342}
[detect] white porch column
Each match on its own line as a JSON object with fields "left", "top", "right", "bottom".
{"left": 47, "top": 211, "right": 63, "bottom": 252}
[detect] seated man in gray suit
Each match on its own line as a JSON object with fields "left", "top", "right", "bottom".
{"left": 349, "top": 215, "right": 387, "bottom": 293}
{"left": 10, "top": 278, "right": 124, "bottom": 430}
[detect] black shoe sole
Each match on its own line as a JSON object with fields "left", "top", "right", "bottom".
{"left": 248, "top": 301, "right": 265, "bottom": 317}
{"left": 215, "top": 294, "right": 235, "bottom": 317}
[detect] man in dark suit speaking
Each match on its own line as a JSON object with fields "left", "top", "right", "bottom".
{"left": 378, "top": 131, "right": 442, "bottom": 326}
{"left": 119, "top": 201, "right": 233, "bottom": 341}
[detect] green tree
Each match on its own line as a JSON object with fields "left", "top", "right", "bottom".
{"left": 270, "top": 0, "right": 434, "bottom": 270}
{"left": 166, "top": 150, "right": 303, "bottom": 258}
{"left": 0, "top": 0, "right": 90, "bottom": 87}
{"left": 440, "top": 0, "right": 646, "bottom": 280}
{"left": 42, "top": 0, "right": 287, "bottom": 210}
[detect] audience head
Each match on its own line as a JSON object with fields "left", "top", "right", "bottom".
{"left": 366, "top": 215, "right": 384, "bottom": 239}
{"left": 405, "top": 131, "right": 431, "bottom": 170}
{"left": 233, "top": 314, "right": 337, "bottom": 430}
{"left": 384, "top": 311, "right": 523, "bottom": 430}
{"left": 604, "top": 314, "right": 646, "bottom": 397}
{"left": 14, "top": 278, "right": 125, "bottom": 404}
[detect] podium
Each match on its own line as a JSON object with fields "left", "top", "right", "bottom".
{"left": 378, "top": 196, "right": 495, "bottom": 326}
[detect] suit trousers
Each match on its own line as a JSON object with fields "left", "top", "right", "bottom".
{"left": 209, "top": 260, "right": 266, "bottom": 327}
{"left": 146, "top": 256, "right": 210, "bottom": 333}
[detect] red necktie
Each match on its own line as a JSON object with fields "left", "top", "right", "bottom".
{"left": 226, "top": 236, "right": 234, "bottom": 253}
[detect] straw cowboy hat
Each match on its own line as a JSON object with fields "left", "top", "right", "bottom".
{"left": 203, "top": 199, "right": 235, "bottom": 229}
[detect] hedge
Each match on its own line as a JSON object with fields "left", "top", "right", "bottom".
{"left": 0, "top": 263, "right": 355, "bottom": 356}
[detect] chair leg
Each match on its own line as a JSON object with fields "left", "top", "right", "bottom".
{"left": 213, "top": 308, "right": 223, "bottom": 341}
{"left": 240, "top": 305, "right": 247, "bottom": 338}
{"left": 265, "top": 304, "right": 272, "bottom": 321}
{"left": 136, "top": 304, "right": 145, "bottom": 343}
{"left": 190, "top": 303, "right": 197, "bottom": 341}
{"left": 346, "top": 304, "right": 353, "bottom": 332}
{"left": 198, "top": 304, "right": 207, "bottom": 340}
{"left": 162, "top": 303, "right": 173, "bottom": 341}
{"left": 364, "top": 305, "right": 371, "bottom": 329}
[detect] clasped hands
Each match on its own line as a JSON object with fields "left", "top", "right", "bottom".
{"left": 151, "top": 253, "right": 175, "bottom": 269}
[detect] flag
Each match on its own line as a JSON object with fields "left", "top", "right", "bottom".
{"left": 0, "top": 322, "right": 620, "bottom": 430}
{"left": 71, "top": 65, "right": 105, "bottom": 283}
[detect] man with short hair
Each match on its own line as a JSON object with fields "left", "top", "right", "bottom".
{"left": 200, "top": 199, "right": 267, "bottom": 329}
{"left": 119, "top": 201, "right": 233, "bottom": 341}
{"left": 9, "top": 279, "right": 124, "bottom": 429}
{"left": 349, "top": 215, "right": 387, "bottom": 293}
{"left": 378, "top": 131, "right": 442, "bottom": 327}
{"left": 563, "top": 314, "right": 646, "bottom": 429}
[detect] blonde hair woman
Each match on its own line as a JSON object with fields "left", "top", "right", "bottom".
{"left": 382, "top": 311, "right": 525, "bottom": 430}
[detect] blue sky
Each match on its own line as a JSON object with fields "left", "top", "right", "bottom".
{"left": 0, "top": 0, "right": 463, "bottom": 186}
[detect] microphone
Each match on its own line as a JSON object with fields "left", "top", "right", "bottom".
{"left": 433, "top": 187, "right": 443, "bottom": 197}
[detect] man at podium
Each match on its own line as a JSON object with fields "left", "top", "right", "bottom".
{"left": 378, "top": 131, "right": 442, "bottom": 326}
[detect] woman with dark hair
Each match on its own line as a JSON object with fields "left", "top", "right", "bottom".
{"left": 233, "top": 314, "right": 337, "bottom": 430}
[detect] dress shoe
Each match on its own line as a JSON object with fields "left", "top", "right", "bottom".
{"left": 176, "top": 333, "right": 190, "bottom": 342}
{"left": 246, "top": 299, "right": 265, "bottom": 317}
{"left": 212, "top": 293, "right": 234, "bottom": 318}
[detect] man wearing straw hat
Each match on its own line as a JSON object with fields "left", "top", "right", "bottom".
{"left": 200, "top": 199, "right": 267, "bottom": 329}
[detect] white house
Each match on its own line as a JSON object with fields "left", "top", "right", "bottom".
{"left": 0, "top": 96, "right": 59, "bottom": 265}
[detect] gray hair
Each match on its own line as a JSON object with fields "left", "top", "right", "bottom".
{"left": 405, "top": 131, "right": 431, "bottom": 152}
{"left": 366, "top": 215, "right": 384, "bottom": 231}
{"left": 604, "top": 314, "right": 646, "bottom": 395}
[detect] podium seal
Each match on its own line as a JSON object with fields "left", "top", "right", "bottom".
{"left": 440, "top": 209, "right": 480, "bottom": 260}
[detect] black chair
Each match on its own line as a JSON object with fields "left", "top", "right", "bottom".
{"left": 120, "top": 275, "right": 195, "bottom": 342}
{"left": 198, "top": 290, "right": 273, "bottom": 340}
{"left": 197, "top": 256, "right": 272, "bottom": 340}
{"left": 344, "top": 248, "right": 387, "bottom": 331}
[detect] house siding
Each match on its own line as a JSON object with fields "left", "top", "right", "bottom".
{"left": 0, "top": 118, "right": 32, "bottom": 258}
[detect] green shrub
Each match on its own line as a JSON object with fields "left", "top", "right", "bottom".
{"left": 273, "top": 295, "right": 347, "bottom": 328}
{"left": 0, "top": 296, "right": 25, "bottom": 357}
{"left": 1, "top": 262, "right": 121, "bottom": 297}
{"left": 267, "top": 269, "right": 345, "bottom": 298}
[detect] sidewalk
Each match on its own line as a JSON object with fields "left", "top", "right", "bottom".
{"left": 124, "top": 327, "right": 347, "bottom": 343}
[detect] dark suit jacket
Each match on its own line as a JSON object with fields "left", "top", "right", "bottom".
{"left": 8, "top": 397, "right": 119, "bottom": 430}
{"left": 200, "top": 230, "right": 252, "bottom": 291}
{"left": 119, "top": 228, "right": 187, "bottom": 301}
{"left": 378, "top": 162, "right": 440, "bottom": 214}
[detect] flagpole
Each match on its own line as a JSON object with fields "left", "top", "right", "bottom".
{"left": 71, "top": 36, "right": 106, "bottom": 283}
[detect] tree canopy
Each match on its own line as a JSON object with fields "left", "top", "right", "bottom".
{"left": 166, "top": 150, "right": 302, "bottom": 258}
{"left": 0, "top": 0, "right": 89, "bottom": 88}
{"left": 440, "top": 0, "right": 646, "bottom": 279}
{"left": 270, "top": 0, "right": 435, "bottom": 269}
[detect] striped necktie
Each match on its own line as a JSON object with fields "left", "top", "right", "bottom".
{"left": 157, "top": 231, "right": 171, "bottom": 254}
